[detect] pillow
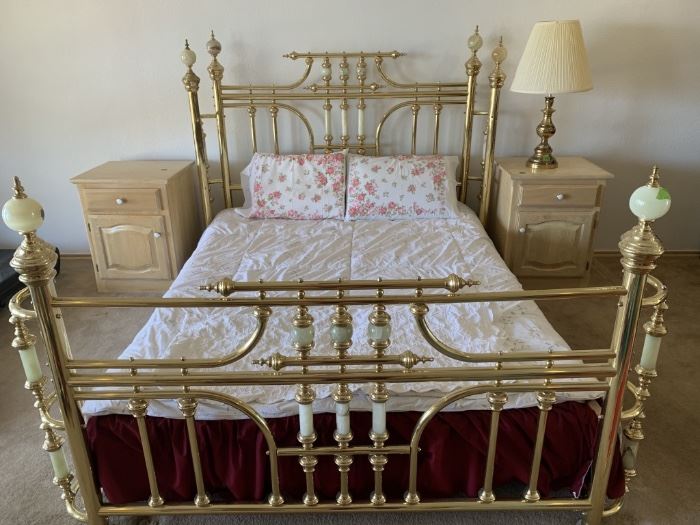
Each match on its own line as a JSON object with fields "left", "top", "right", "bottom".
{"left": 240, "top": 152, "right": 346, "bottom": 220}
{"left": 345, "top": 154, "right": 459, "bottom": 220}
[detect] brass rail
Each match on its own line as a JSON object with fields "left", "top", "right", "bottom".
{"left": 67, "top": 365, "right": 616, "bottom": 388}
{"left": 52, "top": 285, "right": 626, "bottom": 309}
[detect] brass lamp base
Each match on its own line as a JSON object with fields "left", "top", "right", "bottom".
{"left": 526, "top": 96, "right": 558, "bottom": 169}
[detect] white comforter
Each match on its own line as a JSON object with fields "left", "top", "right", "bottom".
{"left": 81, "top": 204, "right": 595, "bottom": 420}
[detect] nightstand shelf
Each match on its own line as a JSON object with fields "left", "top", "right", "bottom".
{"left": 72, "top": 161, "right": 201, "bottom": 292}
{"left": 488, "top": 157, "right": 613, "bottom": 280}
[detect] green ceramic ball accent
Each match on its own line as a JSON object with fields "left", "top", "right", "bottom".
{"left": 629, "top": 185, "right": 671, "bottom": 221}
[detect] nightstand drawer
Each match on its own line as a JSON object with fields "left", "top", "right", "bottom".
{"left": 519, "top": 184, "right": 600, "bottom": 208}
{"left": 82, "top": 187, "right": 163, "bottom": 213}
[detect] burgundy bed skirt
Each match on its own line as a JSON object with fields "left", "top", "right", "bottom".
{"left": 86, "top": 401, "right": 624, "bottom": 505}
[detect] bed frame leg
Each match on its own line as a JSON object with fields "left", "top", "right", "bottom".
{"left": 5, "top": 179, "right": 107, "bottom": 524}
{"left": 584, "top": 167, "right": 669, "bottom": 524}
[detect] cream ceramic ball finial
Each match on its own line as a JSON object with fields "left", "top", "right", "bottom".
{"left": 467, "top": 26, "right": 483, "bottom": 53}
{"left": 629, "top": 166, "right": 671, "bottom": 221}
{"left": 2, "top": 177, "right": 45, "bottom": 234}
{"left": 207, "top": 31, "right": 222, "bottom": 58}
{"left": 181, "top": 39, "right": 197, "bottom": 68}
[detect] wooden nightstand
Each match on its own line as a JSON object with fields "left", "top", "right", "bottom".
{"left": 72, "top": 161, "right": 201, "bottom": 292}
{"left": 488, "top": 157, "right": 613, "bottom": 279}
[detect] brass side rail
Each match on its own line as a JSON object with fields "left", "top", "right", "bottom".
{"left": 52, "top": 285, "right": 626, "bottom": 308}
{"left": 67, "top": 365, "right": 616, "bottom": 388}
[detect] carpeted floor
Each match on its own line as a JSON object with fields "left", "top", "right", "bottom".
{"left": 1, "top": 255, "right": 698, "bottom": 524}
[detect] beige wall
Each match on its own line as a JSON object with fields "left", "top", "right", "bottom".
{"left": 1, "top": 0, "right": 698, "bottom": 252}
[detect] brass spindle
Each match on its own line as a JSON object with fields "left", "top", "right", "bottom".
{"left": 460, "top": 26, "right": 483, "bottom": 203}
{"left": 178, "top": 398, "right": 209, "bottom": 507}
{"left": 331, "top": 300, "right": 354, "bottom": 505}
{"left": 270, "top": 104, "right": 280, "bottom": 154}
{"left": 368, "top": 299, "right": 391, "bottom": 505}
{"left": 524, "top": 391, "right": 555, "bottom": 502}
{"left": 248, "top": 105, "right": 258, "bottom": 153}
{"left": 410, "top": 102, "right": 420, "bottom": 155}
{"left": 128, "top": 399, "right": 164, "bottom": 507}
{"left": 479, "top": 391, "right": 508, "bottom": 503}
{"left": 339, "top": 57, "right": 350, "bottom": 147}
{"left": 356, "top": 56, "right": 367, "bottom": 154}
{"left": 621, "top": 300, "right": 668, "bottom": 491}
{"left": 293, "top": 301, "right": 318, "bottom": 505}
{"left": 321, "top": 56, "right": 333, "bottom": 151}
{"left": 432, "top": 102, "right": 443, "bottom": 155}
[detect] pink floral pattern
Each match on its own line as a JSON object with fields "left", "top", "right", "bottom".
{"left": 346, "top": 154, "right": 458, "bottom": 220}
{"left": 246, "top": 153, "right": 346, "bottom": 219}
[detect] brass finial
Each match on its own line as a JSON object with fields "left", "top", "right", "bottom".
{"left": 184, "top": 39, "right": 190, "bottom": 50}
{"left": 210, "top": 30, "right": 215, "bottom": 39}
{"left": 475, "top": 25, "right": 479, "bottom": 33}
{"left": 648, "top": 165, "right": 660, "bottom": 188}
{"left": 12, "top": 177, "right": 27, "bottom": 199}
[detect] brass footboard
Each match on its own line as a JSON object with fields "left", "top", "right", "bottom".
{"left": 3, "top": 169, "right": 671, "bottom": 525}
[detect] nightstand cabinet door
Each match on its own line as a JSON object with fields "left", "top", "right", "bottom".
{"left": 512, "top": 210, "right": 596, "bottom": 277}
{"left": 88, "top": 215, "right": 172, "bottom": 281}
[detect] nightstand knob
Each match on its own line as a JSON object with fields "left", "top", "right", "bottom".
{"left": 115, "top": 197, "right": 126, "bottom": 205}
{"left": 153, "top": 232, "right": 162, "bottom": 239}
{"left": 518, "top": 227, "right": 526, "bottom": 234}
{"left": 555, "top": 193, "right": 565, "bottom": 201}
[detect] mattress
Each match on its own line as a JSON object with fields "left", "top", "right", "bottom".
{"left": 81, "top": 203, "right": 597, "bottom": 420}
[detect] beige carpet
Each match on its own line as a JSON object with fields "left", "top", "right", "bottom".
{"left": 1, "top": 255, "right": 698, "bottom": 524}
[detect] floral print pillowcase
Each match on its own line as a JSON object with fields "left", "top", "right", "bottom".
{"left": 242, "top": 152, "right": 346, "bottom": 220}
{"left": 345, "top": 154, "right": 459, "bottom": 220}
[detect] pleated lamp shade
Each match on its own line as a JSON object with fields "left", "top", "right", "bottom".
{"left": 511, "top": 20, "right": 592, "bottom": 94}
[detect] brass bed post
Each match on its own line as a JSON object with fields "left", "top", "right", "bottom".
{"left": 460, "top": 27, "right": 482, "bottom": 204}
{"left": 584, "top": 167, "right": 670, "bottom": 525}
{"left": 4, "top": 179, "right": 106, "bottom": 525}
{"left": 478, "top": 38, "right": 507, "bottom": 225}
{"left": 207, "top": 32, "right": 233, "bottom": 210}
{"left": 181, "top": 40, "right": 213, "bottom": 225}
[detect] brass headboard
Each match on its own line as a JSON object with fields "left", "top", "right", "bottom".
{"left": 181, "top": 28, "right": 507, "bottom": 226}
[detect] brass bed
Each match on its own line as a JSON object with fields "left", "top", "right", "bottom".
{"left": 4, "top": 28, "right": 670, "bottom": 524}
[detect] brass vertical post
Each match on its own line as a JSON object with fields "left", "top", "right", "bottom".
{"left": 460, "top": 26, "right": 482, "bottom": 203}
{"left": 479, "top": 38, "right": 507, "bottom": 225}
{"left": 5, "top": 180, "right": 106, "bottom": 524}
{"left": 524, "top": 391, "right": 556, "bottom": 502}
{"left": 585, "top": 169, "right": 669, "bottom": 524}
{"left": 207, "top": 32, "right": 233, "bottom": 209}
{"left": 479, "top": 391, "right": 508, "bottom": 503}
{"left": 178, "top": 397, "right": 210, "bottom": 507}
{"left": 182, "top": 40, "right": 213, "bottom": 225}
{"left": 127, "top": 398, "right": 164, "bottom": 507}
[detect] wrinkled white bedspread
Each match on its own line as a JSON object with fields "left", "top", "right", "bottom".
{"left": 82, "top": 204, "right": 598, "bottom": 420}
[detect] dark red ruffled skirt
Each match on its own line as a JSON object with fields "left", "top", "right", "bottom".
{"left": 86, "top": 401, "right": 624, "bottom": 504}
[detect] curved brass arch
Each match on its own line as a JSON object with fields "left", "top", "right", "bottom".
{"left": 77, "top": 389, "right": 284, "bottom": 506}
{"left": 411, "top": 303, "right": 616, "bottom": 363}
{"left": 223, "top": 102, "right": 315, "bottom": 153}
{"left": 9, "top": 287, "right": 36, "bottom": 321}
{"left": 642, "top": 275, "right": 667, "bottom": 307}
{"left": 404, "top": 381, "right": 608, "bottom": 503}
{"left": 374, "top": 58, "right": 467, "bottom": 90}
{"left": 221, "top": 58, "right": 313, "bottom": 92}
{"left": 67, "top": 306, "right": 272, "bottom": 370}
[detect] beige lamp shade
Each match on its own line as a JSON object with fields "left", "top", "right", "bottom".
{"left": 511, "top": 20, "right": 592, "bottom": 95}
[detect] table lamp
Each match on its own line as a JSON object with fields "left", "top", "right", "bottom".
{"left": 511, "top": 20, "right": 592, "bottom": 169}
